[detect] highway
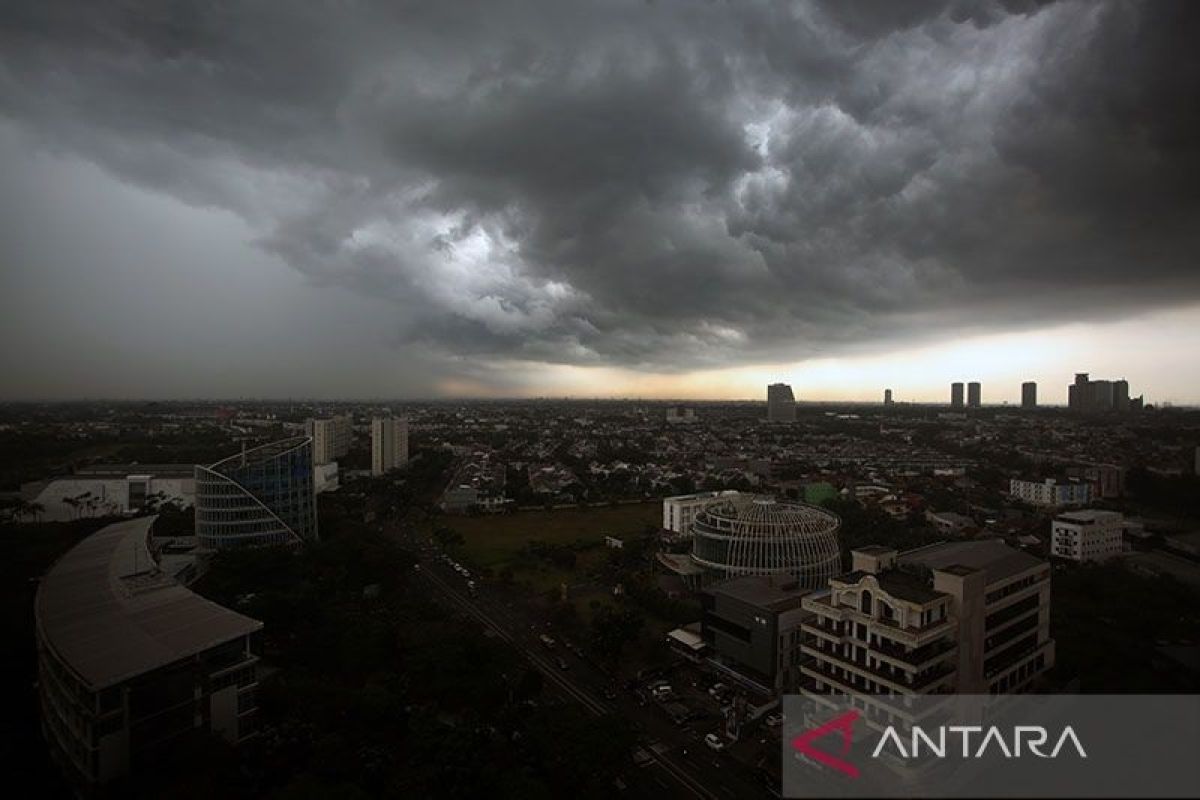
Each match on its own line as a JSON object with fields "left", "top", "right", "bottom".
{"left": 405, "top": 538, "right": 775, "bottom": 800}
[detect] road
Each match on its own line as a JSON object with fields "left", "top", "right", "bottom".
{"left": 405, "top": 537, "right": 775, "bottom": 800}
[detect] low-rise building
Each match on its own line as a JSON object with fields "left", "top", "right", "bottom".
{"left": 22, "top": 464, "right": 195, "bottom": 522}
{"left": 661, "top": 490, "right": 739, "bottom": 535}
{"left": 700, "top": 575, "right": 811, "bottom": 694}
{"left": 799, "top": 540, "right": 1054, "bottom": 701}
{"left": 1009, "top": 477, "right": 1092, "bottom": 508}
{"left": 1051, "top": 509, "right": 1124, "bottom": 562}
{"left": 35, "top": 517, "right": 262, "bottom": 792}
{"left": 925, "top": 510, "right": 977, "bottom": 537}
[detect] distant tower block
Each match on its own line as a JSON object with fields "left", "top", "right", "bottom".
{"left": 951, "top": 382, "right": 964, "bottom": 409}
{"left": 767, "top": 383, "right": 796, "bottom": 422}
{"left": 1022, "top": 382, "right": 1038, "bottom": 409}
{"left": 967, "top": 382, "right": 981, "bottom": 408}
{"left": 884, "top": 389, "right": 893, "bottom": 406}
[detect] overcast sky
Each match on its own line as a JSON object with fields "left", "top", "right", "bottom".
{"left": 2, "top": 1, "right": 1198, "bottom": 403}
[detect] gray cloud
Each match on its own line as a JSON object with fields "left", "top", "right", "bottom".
{"left": 2, "top": 0, "right": 1198, "bottom": 381}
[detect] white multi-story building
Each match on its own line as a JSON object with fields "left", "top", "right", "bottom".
{"left": 662, "top": 490, "right": 739, "bottom": 534}
{"left": 371, "top": 417, "right": 409, "bottom": 476}
{"left": 22, "top": 464, "right": 195, "bottom": 521}
{"left": 1009, "top": 477, "right": 1092, "bottom": 508}
{"left": 800, "top": 540, "right": 1054, "bottom": 702}
{"left": 305, "top": 414, "right": 352, "bottom": 465}
{"left": 1051, "top": 509, "right": 1124, "bottom": 562}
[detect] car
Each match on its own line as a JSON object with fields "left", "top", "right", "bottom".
{"left": 765, "top": 713, "right": 783, "bottom": 727}
{"left": 603, "top": 687, "right": 618, "bottom": 700}
{"left": 704, "top": 733, "right": 725, "bottom": 752}
{"left": 539, "top": 634, "right": 557, "bottom": 649}
{"left": 555, "top": 657, "right": 570, "bottom": 670}
{"left": 651, "top": 685, "right": 673, "bottom": 700}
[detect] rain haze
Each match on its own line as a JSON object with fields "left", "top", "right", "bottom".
{"left": 2, "top": 1, "right": 1199, "bottom": 403}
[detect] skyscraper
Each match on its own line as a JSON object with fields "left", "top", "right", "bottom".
{"left": 968, "top": 381, "right": 982, "bottom": 408}
{"left": 767, "top": 383, "right": 796, "bottom": 422}
{"left": 371, "top": 417, "right": 409, "bottom": 475}
{"left": 1022, "top": 381, "right": 1037, "bottom": 409}
{"left": 1069, "top": 373, "right": 1136, "bottom": 412}
{"left": 951, "top": 382, "right": 964, "bottom": 408}
{"left": 884, "top": 388, "right": 893, "bottom": 406}
{"left": 305, "top": 414, "right": 352, "bottom": 465}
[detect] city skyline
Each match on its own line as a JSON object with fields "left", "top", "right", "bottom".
{"left": 2, "top": 2, "right": 1199, "bottom": 403}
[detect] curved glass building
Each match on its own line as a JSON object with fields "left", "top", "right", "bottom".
{"left": 195, "top": 437, "right": 317, "bottom": 549}
{"left": 690, "top": 494, "right": 840, "bottom": 588}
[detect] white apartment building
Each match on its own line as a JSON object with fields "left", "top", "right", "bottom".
{"left": 305, "top": 415, "right": 352, "bottom": 465}
{"left": 799, "top": 540, "right": 1054, "bottom": 708}
{"left": 661, "top": 490, "right": 739, "bottom": 534}
{"left": 371, "top": 417, "right": 409, "bottom": 476}
{"left": 1009, "top": 477, "right": 1092, "bottom": 508}
{"left": 1051, "top": 509, "right": 1124, "bottom": 562}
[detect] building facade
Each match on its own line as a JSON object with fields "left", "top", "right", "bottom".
{"left": 1051, "top": 509, "right": 1124, "bottom": 562}
{"left": 1009, "top": 477, "right": 1092, "bottom": 508}
{"left": 967, "top": 382, "right": 982, "bottom": 408}
{"left": 799, "top": 540, "right": 1054, "bottom": 702}
{"left": 689, "top": 495, "right": 841, "bottom": 589}
{"left": 36, "top": 517, "right": 262, "bottom": 792}
{"left": 305, "top": 415, "right": 352, "bottom": 465}
{"left": 22, "top": 465, "right": 195, "bottom": 522}
{"left": 1069, "top": 373, "right": 1141, "bottom": 412}
{"left": 370, "top": 417, "right": 409, "bottom": 476}
{"left": 701, "top": 576, "right": 810, "bottom": 694}
{"left": 1021, "top": 381, "right": 1037, "bottom": 409}
{"left": 950, "top": 382, "right": 964, "bottom": 409}
{"left": 884, "top": 389, "right": 893, "bottom": 406}
{"left": 662, "top": 490, "right": 740, "bottom": 535}
{"left": 195, "top": 437, "right": 317, "bottom": 549}
{"left": 767, "top": 383, "right": 797, "bottom": 422}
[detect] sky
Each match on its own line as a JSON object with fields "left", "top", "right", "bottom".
{"left": 1, "top": 1, "right": 1198, "bottom": 404}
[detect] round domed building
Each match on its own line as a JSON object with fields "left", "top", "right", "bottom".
{"left": 689, "top": 494, "right": 841, "bottom": 589}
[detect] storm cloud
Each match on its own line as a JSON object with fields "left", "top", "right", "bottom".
{"left": 2, "top": 0, "right": 1198, "bottom": 382}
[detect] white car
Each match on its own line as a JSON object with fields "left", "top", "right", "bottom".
{"left": 651, "top": 685, "right": 673, "bottom": 700}
{"left": 704, "top": 733, "right": 725, "bottom": 752}
{"left": 765, "top": 713, "right": 783, "bottom": 727}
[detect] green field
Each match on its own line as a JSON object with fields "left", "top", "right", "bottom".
{"left": 437, "top": 502, "right": 660, "bottom": 569}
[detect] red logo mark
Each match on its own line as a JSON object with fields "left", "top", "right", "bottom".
{"left": 791, "top": 709, "right": 861, "bottom": 779}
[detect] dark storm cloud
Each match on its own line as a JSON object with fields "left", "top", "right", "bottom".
{"left": 2, "top": 0, "right": 1198, "bottom": 373}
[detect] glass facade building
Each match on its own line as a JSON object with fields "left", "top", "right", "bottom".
{"left": 195, "top": 437, "right": 317, "bottom": 549}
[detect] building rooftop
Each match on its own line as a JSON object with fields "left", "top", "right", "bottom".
{"left": 899, "top": 539, "right": 1043, "bottom": 585}
{"left": 35, "top": 517, "right": 263, "bottom": 690}
{"left": 1055, "top": 509, "right": 1123, "bottom": 524}
{"left": 836, "top": 569, "right": 946, "bottom": 604}
{"left": 706, "top": 574, "right": 809, "bottom": 611}
{"left": 74, "top": 463, "right": 197, "bottom": 478}
{"left": 207, "top": 436, "right": 311, "bottom": 474}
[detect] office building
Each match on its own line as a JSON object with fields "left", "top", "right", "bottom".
{"left": 304, "top": 414, "right": 352, "bottom": 465}
{"left": 950, "top": 382, "right": 964, "bottom": 409}
{"left": 767, "top": 383, "right": 797, "bottom": 422}
{"left": 967, "top": 381, "right": 981, "bottom": 408}
{"left": 1051, "top": 510, "right": 1124, "bottom": 562}
{"left": 1009, "top": 477, "right": 1092, "bottom": 508}
{"left": 662, "top": 490, "right": 740, "bottom": 535}
{"left": 701, "top": 576, "right": 810, "bottom": 694}
{"left": 884, "top": 389, "right": 893, "bottom": 406}
{"left": 1021, "top": 382, "right": 1037, "bottom": 409}
{"left": 800, "top": 540, "right": 1054, "bottom": 698}
{"left": 371, "top": 417, "right": 409, "bottom": 475}
{"left": 689, "top": 495, "right": 841, "bottom": 589}
{"left": 36, "top": 517, "right": 262, "bottom": 791}
{"left": 195, "top": 437, "right": 318, "bottom": 549}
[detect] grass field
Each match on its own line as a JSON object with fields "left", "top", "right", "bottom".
{"left": 436, "top": 502, "right": 660, "bottom": 569}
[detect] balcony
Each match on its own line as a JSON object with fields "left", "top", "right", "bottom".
{"left": 802, "top": 644, "right": 956, "bottom": 693}
{"left": 870, "top": 637, "right": 957, "bottom": 671}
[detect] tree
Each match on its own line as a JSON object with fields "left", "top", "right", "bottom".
{"left": 589, "top": 604, "right": 644, "bottom": 664}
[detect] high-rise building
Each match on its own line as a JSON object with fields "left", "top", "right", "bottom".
{"left": 884, "top": 389, "right": 893, "bottom": 406}
{"left": 1069, "top": 373, "right": 1137, "bottom": 412}
{"left": 967, "top": 381, "right": 982, "bottom": 408}
{"left": 799, "top": 540, "right": 1055, "bottom": 696}
{"left": 1021, "top": 381, "right": 1037, "bottom": 408}
{"left": 305, "top": 414, "right": 352, "bottom": 464}
{"left": 767, "top": 383, "right": 796, "bottom": 422}
{"left": 195, "top": 437, "right": 318, "bottom": 549}
{"left": 950, "top": 382, "right": 964, "bottom": 408}
{"left": 36, "top": 517, "right": 262, "bottom": 790}
{"left": 371, "top": 417, "right": 409, "bottom": 475}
